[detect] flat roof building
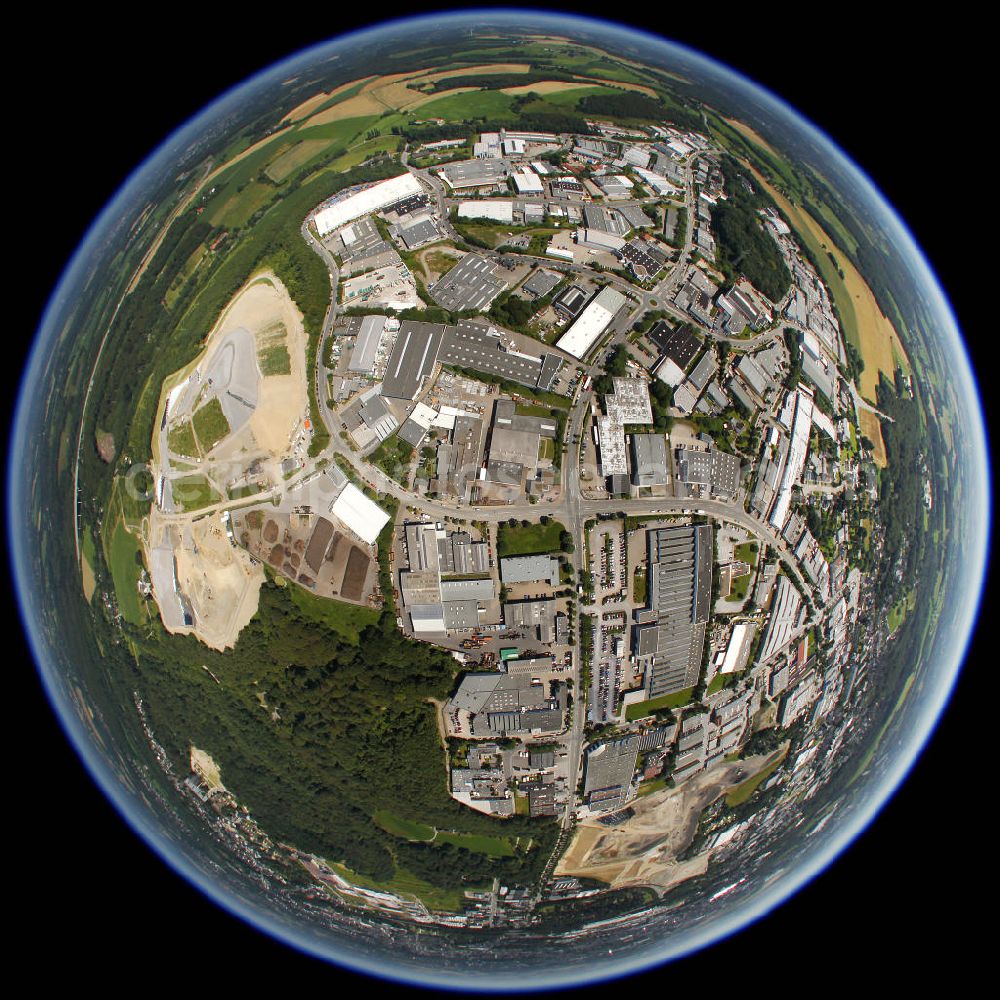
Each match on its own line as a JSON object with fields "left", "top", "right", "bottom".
{"left": 430, "top": 254, "right": 507, "bottom": 313}
{"left": 632, "top": 433, "right": 669, "bottom": 488}
{"left": 584, "top": 736, "right": 639, "bottom": 812}
{"left": 380, "top": 322, "right": 446, "bottom": 400}
{"left": 348, "top": 315, "right": 388, "bottom": 374}
{"left": 500, "top": 554, "right": 560, "bottom": 586}
{"left": 457, "top": 200, "right": 514, "bottom": 224}
{"left": 330, "top": 484, "right": 390, "bottom": 545}
{"left": 635, "top": 524, "right": 713, "bottom": 698}
{"left": 555, "top": 286, "right": 628, "bottom": 360}
{"left": 439, "top": 158, "right": 509, "bottom": 189}
{"left": 314, "top": 173, "right": 423, "bottom": 236}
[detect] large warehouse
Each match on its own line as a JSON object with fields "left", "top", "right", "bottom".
{"left": 330, "top": 484, "right": 391, "bottom": 545}
{"left": 555, "top": 286, "right": 627, "bottom": 359}
{"left": 313, "top": 173, "right": 423, "bottom": 237}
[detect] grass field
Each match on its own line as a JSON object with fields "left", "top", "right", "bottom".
{"left": 728, "top": 573, "right": 751, "bottom": 601}
{"left": 209, "top": 181, "right": 276, "bottom": 229}
{"left": 108, "top": 521, "right": 145, "bottom": 625}
{"left": 374, "top": 811, "right": 435, "bottom": 841}
{"left": 265, "top": 139, "right": 330, "bottom": 182}
{"left": 633, "top": 564, "right": 647, "bottom": 604}
{"left": 326, "top": 135, "right": 401, "bottom": 172}
{"left": 887, "top": 589, "right": 916, "bottom": 633}
{"left": 416, "top": 89, "right": 516, "bottom": 121}
{"left": 192, "top": 398, "right": 231, "bottom": 452}
{"left": 227, "top": 483, "right": 263, "bottom": 501}
{"left": 80, "top": 529, "right": 98, "bottom": 601}
{"left": 258, "top": 342, "right": 291, "bottom": 376}
{"left": 374, "top": 812, "right": 516, "bottom": 857}
{"left": 288, "top": 583, "right": 378, "bottom": 644}
{"left": 496, "top": 519, "right": 566, "bottom": 557}
{"left": 172, "top": 475, "right": 221, "bottom": 512}
{"left": 734, "top": 542, "right": 758, "bottom": 566}
{"left": 637, "top": 776, "right": 668, "bottom": 797}
{"left": 706, "top": 672, "right": 740, "bottom": 696}
{"left": 532, "top": 84, "right": 617, "bottom": 107}
{"left": 434, "top": 831, "right": 516, "bottom": 857}
{"left": 625, "top": 687, "right": 695, "bottom": 720}
{"left": 167, "top": 420, "right": 198, "bottom": 458}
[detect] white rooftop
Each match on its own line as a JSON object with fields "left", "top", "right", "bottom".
{"left": 314, "top": 173, "right": 422, "bottom": 237}
{"left": 555, "top": 286, "right": 627, "bottom": 360}
{"left": 330, "top": 483, "right": 390, "bottom": 545}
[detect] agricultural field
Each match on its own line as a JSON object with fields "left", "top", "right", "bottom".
{"left": 416, "top": 89, "right": 517, "bottom": 121}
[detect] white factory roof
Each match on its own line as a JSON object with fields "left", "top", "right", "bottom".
{"left": 330, "top": 483, "right": 390, "bottom": 545}
{"left": 634, "top": 167, "right": 681, "bottom": 196}
{"left": 720, "top": 622, "right": 755, "bottom": 674}
{"left": 656, "top": 357, "right": 686, "bottom": 387}
{"left": 769, "top": 388, "right": 814, "bottom": 530}
{"left": 555, "top": 286, "right": 627, "bottom": 360}
{"left": 598, "top": 415, "right": 628, "bottom": 476}
{"left": 314, "top": 173, "right": 422, "bottom": 237}
{"left": 457, "top": 200, "right": 514, "bottom": 223}
{"left": 409, "top": 402, "right": 439, "bottom": 430}
{"left": 512, "top": 168, "right": 544, "bottom": 194}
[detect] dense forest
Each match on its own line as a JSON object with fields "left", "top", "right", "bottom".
{"left": 111, "top": 579, "right": 557, "bottom": 889}
{"left": 712, "top": 157, "right": 791, "bottom": 303}
{"left": 875, "top": 371, "right": 926, "bottom": 586}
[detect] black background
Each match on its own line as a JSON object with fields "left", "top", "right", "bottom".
{"left": 11, "top": 4, "right": 990, "bottom": 991}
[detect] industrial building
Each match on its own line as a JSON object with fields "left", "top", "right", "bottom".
{"left": 555, "top": 286, "right": 628, "bottom": 360}
{"left": 504, "top": 598, "right": 559, "bottom": 643}
{"left": 634, "top": 524, "right": 713, "bottom": 697}
{"left": 347, "top": 315, "right": 389, "bottom": 374}
{"left": 512, "top": 167, "right": 544, "bottom": 194}
{"left": 438, "top": 158, "right": 509, "bottom": 190}
{"left": 329, "top": 484, "right": 390, "bottom": 545}
{"left": 647, "top": 320, "right": 702, "bottom": 371}
{"left": 380, "top": 319, "right": 561, "bottom": 401}
{"left": 448, "top": 673, "right": 567, "bottom": 738}
{"left": 675, "top": 437, "right": 742, "bottom": 502}
{"left": 314, "top": 173, "right": 424, "bottom": 237}
{"left": 399, "top": 523, "right": 495, "bottom": 633}
{"left": 521, "top": 268, "right": 561, "bottom": 300}
{"left": 430, "top": 254, "right": 507, "bottom": 313}
{"left": 584, "top": 736, "right": 639, "bottom": 812}
{"left": 631, "top": 434, "right": 669, "bottom": 488}
{"left": 457, "top": 200, "right": 515, "bottom": 224}
{"left": 758, "top": 575, "right": 805, "bottom": 662}
{"left": 500, "top": 555, "right": 560, "bottom": 587}
{"left": 718, "top": 622, "right": 756, "bottom": 675}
